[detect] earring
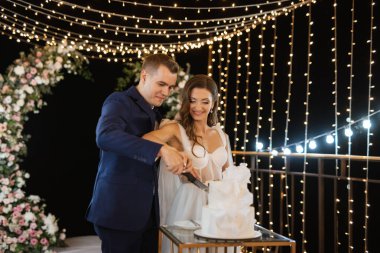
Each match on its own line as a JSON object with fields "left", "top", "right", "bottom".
{"left": 209, "top": 109, "right": 213, "bottom": 114}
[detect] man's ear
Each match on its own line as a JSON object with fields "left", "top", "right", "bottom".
{"left": 140, "top": 69, "right": 147, "bottom": 83}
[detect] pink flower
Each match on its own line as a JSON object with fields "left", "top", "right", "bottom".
{"left": 30, "top": 67, "right": 37, "bottom": 75}
{"left": 40, "top": 237, "right": 48, "bottom": 245}
{"left": 26, "top": 73, "right": 33, "bottom": 79}
{"left": 28, "top": 229, "right": 37, "bottom": 237}
{"left": 30, "top": 222, "right": 37, "bottom": 229}
{"left": 11, "top": 114, "right": 21, "bottom": 122}
{"left": 30, "top": 238, "right": 38, "bottom": 245}
{"left": 36, "top": 51, "right": 42, "bottom": 57}
{"left": 1, "top": 84, "right": 10, "bottom": 93}
{"left": 18, "top": 235, "right": 26, "bottom": 243}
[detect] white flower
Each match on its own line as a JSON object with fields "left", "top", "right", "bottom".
{"left": 43, "top": 214, "right": 59, "bottom": 235}
{"left": 13, "top": 66, "right": 25, "bottom": 76}
{"left": 3, "top": 96, "right": 12, "bottom": 104}
{"left": 25, "top": 85, "right": 34, "bottom": 94}
{"left": 28, "top": 195, "right": 41, "bottom": 203}
{"left": 16, "top": 99, "right": 25, "bottom": 107}
{"left": 24, "top": 212, "right": 36, "bottom": 222}
{"left": 178, "top": 80, "right": 186, "bottom": 89}
{"left": 54, "top": 62, "right": 62, "bottom": 71}
{"left": 36, "top": 61, "right": 43, "bottom": 68}
{"left": 35, "top": 76, "right": 43, "bottom": 84}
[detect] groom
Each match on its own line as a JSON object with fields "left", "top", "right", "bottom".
{"left": 86, "top": 54, "right": 191, "bottom": 253}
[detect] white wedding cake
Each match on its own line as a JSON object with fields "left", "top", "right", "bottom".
{"left": 199, "top": 163, "right": 257, "bottom": 238}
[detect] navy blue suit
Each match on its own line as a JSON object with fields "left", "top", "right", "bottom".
{"left": 86, "top": 86, "right": 163, "bottom": 252}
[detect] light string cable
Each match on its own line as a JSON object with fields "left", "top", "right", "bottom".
{"left": 364, "top": 0, "right": 376, "bottom": 251}
{"left": 283, "top": 9, "right": 296, "bottom": 238}
{"left": 331, "top": 0, "right": 340, "bottom": 251}
{"left": 8, "top": 0, "right": 304, "bottom": 35}
{"left": 46, "top": 0, "right": 301, "bottom": 23}
{"left": 0, "top": 0, "right": 314, "bottom": 55}
{"left": 221, "top": 38, "right": 232, "bottom": 128}
{"left": 273, "top": 109, "right": 380, "bottom": 152}
{"left": 254, "top": 24, "right": 266, "bottom": 225}
{"left": 208, "top": 44, "right": 214, "bottom": 77}
{"left": 267, "top": 19, "right": 278, "bottom": 232}
{"left": 242, "top": 31, "right": 252, "bottom": 162}
{"left": 232, "top": 32, "right": 242, "bottom": 161}
{"left": 108, "top": 0, "right": 294, "bottom": 10}
{"left": 217, "top": 41, "right": 226, "bottom": 128}
{"left": 301, "top": 3, "right": 313, "bottom": 253}
{"left": 346, "top": 0, "right": 356, "bottom": 251}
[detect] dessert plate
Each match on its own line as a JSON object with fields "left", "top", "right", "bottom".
{"left": 173, "top": 220, "right": 201, "bottom": 230}
{"left": 194, "top": 229, "right": 262, "bottom": 240}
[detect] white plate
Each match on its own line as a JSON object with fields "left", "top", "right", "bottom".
{"left": 194, "top": 229, "right": 262, "bottom": 240}
{"left": 173, "top": 220, "right": 201, "bottom": 230}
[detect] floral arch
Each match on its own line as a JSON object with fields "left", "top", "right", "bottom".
{"left": 0, "top": 42, "right": 89, "bottom": 252}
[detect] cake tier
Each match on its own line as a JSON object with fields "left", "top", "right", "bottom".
{"left": 208, "top": 181, "right": 253, "bottom": 209}
{"left": 200, "top": 206, "right": 256, "bottom": 237}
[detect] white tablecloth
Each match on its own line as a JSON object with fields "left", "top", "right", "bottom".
{"left": 55, "top": 236, "right": 101, "bottom": 253}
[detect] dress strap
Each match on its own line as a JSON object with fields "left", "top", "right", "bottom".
{"left": 214, "top": 123, "right": 226, "bottom": 147}
{"left": 177, "top": 123, "right": 192, "bottom": 150}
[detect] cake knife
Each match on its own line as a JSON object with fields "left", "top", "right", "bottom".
{"left": 182, "top": 172, "right": 209, "bottom": 192}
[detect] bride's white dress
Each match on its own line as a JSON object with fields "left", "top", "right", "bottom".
{"left": 158, "top": 122, "right": 233, "bottom": 253}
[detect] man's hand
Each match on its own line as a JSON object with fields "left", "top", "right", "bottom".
{"left": 159, "top": 145, "right": 187, "bottom": 175}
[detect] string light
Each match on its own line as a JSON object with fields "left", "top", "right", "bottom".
{"left": 346, "top": 0, "right": 357, "bottom": 250}
{"left": 331, "top": 0, "right": 340, "bottom": 251}
{"left": 254, "top": 24, "right": 266, "bottom": 225}
{"left": 301, "top": 4, "right": 313, "bottom": 252}
{"left": 364, "top": 0, "right": 376, "bottom": 251}
{"left": 283, "top": 9, "right": 295, "bottom": 238}
{"left": 267, "top": 20, "right": 278, "bottom": 232}
{"left": 326, "top": 134, "right": 335, "bottom": 144}
{"left": 232, "top": 33, "right": 242, "bottom": 159}
{"left": 0, "top": 0, "right": 314, "bottom": 59}
{"left": 242, "top": 31, "right": 252, "bottom": 162}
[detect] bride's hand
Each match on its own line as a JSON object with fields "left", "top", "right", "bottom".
{"left": 182, "top": 159, "right": 200, "bottom": 180}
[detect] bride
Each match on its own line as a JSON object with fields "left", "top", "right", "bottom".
{"left": 143, "top": 74, "right": 234, "bottom": 252}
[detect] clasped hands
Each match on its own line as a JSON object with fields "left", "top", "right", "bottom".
{"left": 160, "top": 144, "right": 200, "bottom": 179}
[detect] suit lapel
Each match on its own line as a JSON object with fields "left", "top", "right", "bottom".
{"left": 127, "top": 86, "right": 157, "bottom": 130}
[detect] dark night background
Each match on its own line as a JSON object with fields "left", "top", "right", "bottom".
{"left": 1, "top": 0, "right": 380, "bottom": 252}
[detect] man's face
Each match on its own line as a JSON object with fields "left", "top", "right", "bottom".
{"left": 139, "top": 65, "right": 177, "bottom": 107}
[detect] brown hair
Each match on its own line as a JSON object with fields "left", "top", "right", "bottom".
{"left": 179, "top": 74, "right": 219, "bottom": 156}
{"left": 142, "top": 53, "right": 179, "bottom": 74}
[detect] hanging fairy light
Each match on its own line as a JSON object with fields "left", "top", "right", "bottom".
{"left": 283, "top": 9, "right": 296, "bottom": 238}
{"left": 301, "top": 4, "right": 313, "bottom": 252}
{"left": 296, "top": 144, "right": 304, "bottom": 153}
{"left": 326, "top": 134, "right": 335, "bottom": 144}
{"left": 0, "top": 0, "right": 314, "bottom": 59}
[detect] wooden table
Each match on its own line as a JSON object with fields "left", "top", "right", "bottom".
{"left": 159, "top": 224, "right": 296, "bottom": 253}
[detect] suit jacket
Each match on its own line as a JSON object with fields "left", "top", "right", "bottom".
{"left": 86, "top": 86, "right": 163, "bottom": 231}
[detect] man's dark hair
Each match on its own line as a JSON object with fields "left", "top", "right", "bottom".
{"left": 142, "top": 53, "right": 179, "bottom": 74}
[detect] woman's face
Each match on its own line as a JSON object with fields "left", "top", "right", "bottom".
{"left": 189, "top": 87, "right": 213, "bottom": 122}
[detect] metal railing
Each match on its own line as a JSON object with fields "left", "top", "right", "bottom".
{"left": 232, "top": 151, "right": 380, "bottom": 253}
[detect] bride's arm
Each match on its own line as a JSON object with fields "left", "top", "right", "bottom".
{"left": 143, "top": 122, "right": 180, "bottom": 144}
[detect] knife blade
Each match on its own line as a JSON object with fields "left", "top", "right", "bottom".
{"left": 182, "top": 172, "right": 209, "bottom": 192}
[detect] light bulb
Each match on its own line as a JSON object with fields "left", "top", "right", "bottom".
{"left": 309, "top": 140, "right": 317, "bottom": 149}
{"left": 326, "top": 134, "right": 334, "bottom": 144}
{"left": 344, "top": 128, "right": 353, "bottom": 137}
{"left": 256, "top": 142, "right": 264, "bottom": 150}
{"left": 283, "top": 148, "right": 291, "bottom": 155}
{"left": 296, "top": 145, "right": 304, "bottom": 153}
{"left": 271, "top": 150, "right": 278, "bottom": 156}
{"left": 362, "top": 119, "right": 371, "bottom": 129}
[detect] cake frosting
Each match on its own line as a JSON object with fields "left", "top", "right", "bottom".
{"left": 199, "top": 163, "right": 257, "bottom": 238}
